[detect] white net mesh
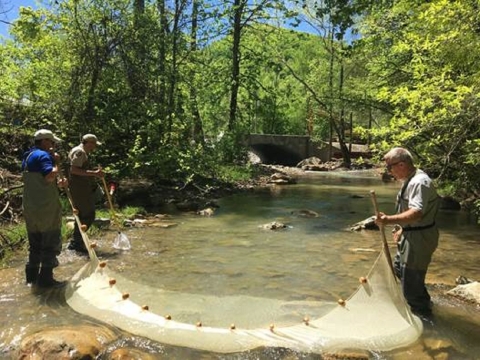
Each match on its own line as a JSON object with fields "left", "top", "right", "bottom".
{"left": 65, "top": 216, "right": 422, "bottom": 354}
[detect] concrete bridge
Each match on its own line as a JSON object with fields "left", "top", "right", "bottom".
{"left": 246, "top": 134, "right": 370, "bottom": 166}
{"left": 246, "top": 134, "right": 329, "bottom": 166}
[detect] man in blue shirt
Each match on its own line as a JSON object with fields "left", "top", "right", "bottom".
{"left": 22, "top": 129, "right": 67, "bottom": 287}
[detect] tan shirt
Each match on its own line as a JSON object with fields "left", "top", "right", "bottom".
{"left": 68, "top": 144, "right": 94, "bottom": 188}
{"left": 69, "top": 144, "right": 88, "bottom": 169}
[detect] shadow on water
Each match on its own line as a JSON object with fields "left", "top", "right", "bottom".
{"left": 1, "top": 171, "right": 479, "bottom": 359}
{"left": 30, "top": 284, "right": 68, "bottom": 307}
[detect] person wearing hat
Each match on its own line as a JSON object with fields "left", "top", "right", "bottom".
{"left": 67, "top": 134, "right": 104, "bottom": 253}
{"left": 21, "top": 129, "right": 67, "bottom": 287}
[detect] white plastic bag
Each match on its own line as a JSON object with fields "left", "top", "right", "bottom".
{"left": 113, "top": 231, "right": 131, "bottom": 250}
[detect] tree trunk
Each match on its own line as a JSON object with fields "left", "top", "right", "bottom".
{"left": 338, "top": 54, "right": 351, "bottom": 166}
{"left": 228, "top": 0, "right": 244, "bottom": 133}
{"left": 156, "top": 0, "right": 168, "bottom": 136}
{"left": 131, "top": 0, "right": 146, "bottom": 100}
{"left": 166, "top": 0, "right": 186, "bottom": 138}
{"left": 189, "top": 0, "right": 204, "bottom": 144}
{"left": 328, "top": 29, "right": 334, "bottom": 161}
{"left": 134, "top": 0, "right": 144, "bottom": 12}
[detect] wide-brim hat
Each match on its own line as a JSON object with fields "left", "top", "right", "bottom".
{"left": 34, "top": 129, "right": 62, "bottom": 143}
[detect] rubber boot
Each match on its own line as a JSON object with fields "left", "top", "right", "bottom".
{"left": 67, "top": 239, "right": 88, "bottom": 254}
{"left": 67, "top": 226, "right": 88, "bottom": 254}
{"left": 25, "top": 265, "right": 40, "bottom": 286}
{"left": 37, "top": 267, "right": 65, "bottom": 288}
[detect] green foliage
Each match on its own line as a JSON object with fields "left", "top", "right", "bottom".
{"left": 0, "top": 224, "right": 27, "bottom": 265}
{"left": 118, "top": 206, "right": 146, "bottom": 219}
{"left": 61, "top": 217, "right": 74, "bottom": 241}
{"left": 2, "top": 7, "right": 71, "bottom": 130}
{"left": 215, "top": 164, "right": 253, "bottom": 182}
{"left": 474, "top": 200, "right": 480, "bottom": 225}
{"left": 197, "top": 25, "right": 329, "bottom": 139}
{"left": 357, "top": 0, "right": 480, "bottom": 199}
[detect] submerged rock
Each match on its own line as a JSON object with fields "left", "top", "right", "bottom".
{"left": 260, "top": 221, "right": 288, "bottom": 230}
{"left": 291, "top": 209, "right": 319, "bottom": 218}
{"left": 106, "top": 347, "right": 157, "bottom": 360}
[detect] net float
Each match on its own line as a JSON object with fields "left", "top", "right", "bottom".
{"left": 303, "top": 317, "right": 310, "bottom": 326}
{"left": 73, "top": 209, "right": 79, "bottom": 215}
{"left": 80, "top": 224, "right": 88, "bottom": 232}
{"left": 99, "top": 261, "right": 107, "bottom": 268}
{"left": 196, "top": 322, "right": 202, "bottom": 327}
{"left": 142, "top": 305, "right": 149, "bottom": 311}
{"left": 109, "top": 278, "right": 116, "bottom": 286}
{"left": 165, "top": 315, "right": 171, "bottom": 320}
{"left": 90, "top": 242, "right": 97, "bottom": 249}
{"left": 122, "top": 293, "right": 129, "bottom": 300}
{"left": 359, "top": 276, "right": 368, "bottom": 284}
{"left": 230, "top": 324, "right": 236, "bottom": 330}
{"left": 269, "top": 324, "right": 275, "bottom": 332}
{"left": 338, "top": 299, "right": 346, "bottom": 306}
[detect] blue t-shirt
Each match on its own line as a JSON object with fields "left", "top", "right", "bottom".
{"left": 22, "top": 148, "right": 55, "bottom": 176}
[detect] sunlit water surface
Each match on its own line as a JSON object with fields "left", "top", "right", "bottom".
{"left": 1, "top": 170, "right": 479, "bottom": 359}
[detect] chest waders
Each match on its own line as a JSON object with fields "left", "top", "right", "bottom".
{"left": 23, "top": 157, "right": 63, "bottom": 287}
{"left": 68, "top": 156, "right": 96, "bottom": 252}
{"left": 393, "top": 171, "right": 439, "bottom": 316}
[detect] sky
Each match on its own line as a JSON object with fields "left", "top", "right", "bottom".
{"left": 0, "top": 0, "right": 322, "bottom": 40}
{"left": 0, "top": 0, "right": 335, "bottom": 42}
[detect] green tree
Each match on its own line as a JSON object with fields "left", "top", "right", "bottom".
{"left": 359, "top": 0, "right": 480, "bottom": 197}
{"left": 1, "top": 6, "right": 71, "bottom": 131}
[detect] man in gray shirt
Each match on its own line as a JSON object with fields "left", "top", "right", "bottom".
{"left": 375, "top": 147, "right": 439, "bottom": 318}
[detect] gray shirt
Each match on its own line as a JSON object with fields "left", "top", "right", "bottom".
{"left": 397, "top": 169, "right": 439, "bottom": 227}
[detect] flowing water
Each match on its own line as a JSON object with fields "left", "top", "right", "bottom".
{"left": 1, "top": 170, "right": 479, "bottom": 359}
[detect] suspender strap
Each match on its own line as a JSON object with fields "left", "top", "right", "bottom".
{"left": 395, "top": 171, "right": 417, "bottom": 213}
{"left": 23, "top": 151, "right": 35, "bottom": 173}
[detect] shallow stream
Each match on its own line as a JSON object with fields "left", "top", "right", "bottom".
{"left": 1, "top": 170, "right": 479, "bottom": 359}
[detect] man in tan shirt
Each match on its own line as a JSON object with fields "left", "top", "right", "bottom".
{"left": 67, "top": 134, "right": 104, "bottom": 253}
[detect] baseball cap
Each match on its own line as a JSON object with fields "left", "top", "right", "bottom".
{"left": 82, "top": 134, "right": 102, "bottom": 145}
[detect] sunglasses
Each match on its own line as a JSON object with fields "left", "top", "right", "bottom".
{"left": 386, "top": 161, "right": 402, "bottom": 171}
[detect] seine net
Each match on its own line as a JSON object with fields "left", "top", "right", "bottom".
{"left": 65, "top": 216, "right": 422, "bottom": 354}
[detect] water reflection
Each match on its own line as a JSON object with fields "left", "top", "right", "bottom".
{"left": 1, "top": 170, "right": 479, "bottom": 359}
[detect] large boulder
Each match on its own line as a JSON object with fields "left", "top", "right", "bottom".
{"left": 349, "top": 216, "right": 379, "bottom": 231}
{"left": 17, "top": 325, "right": 117, "bottom": 360}
{"left": 297, "top": 157, "right": 322, "bottom": 167}
{"left": 447, "top": 281, "right": 480, "bottom": 304}
{"left": 297, "top": 157, "right": 330, "bottom": 171}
